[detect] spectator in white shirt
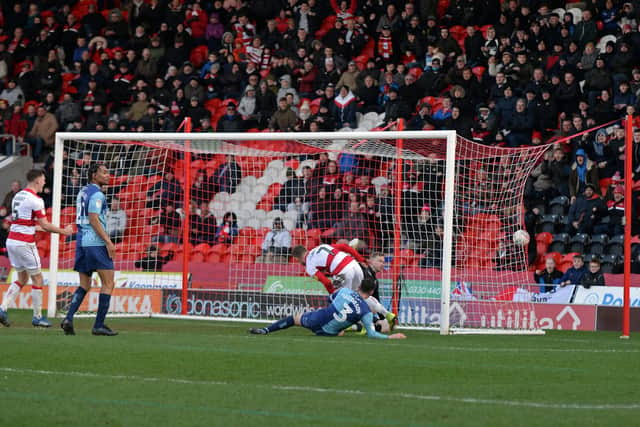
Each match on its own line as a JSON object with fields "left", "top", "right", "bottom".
{"left": 260, "top": 217, "right": 292, "bottom": 263}
{"left": 106, "top": 197, "right": 127, "bottom": 243}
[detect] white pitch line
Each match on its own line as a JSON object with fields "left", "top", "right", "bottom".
{"left": 1, "top": 366, "right": 638, "bottom": 411}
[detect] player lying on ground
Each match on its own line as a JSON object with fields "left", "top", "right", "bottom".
{"left": 249, "top": 277, "right": 406, "bottom": 339}
{"left": 61, "top": 164, "right": 118, "bottom": 336}
{"left": 291, "top": 244, "right": 396, "bottom": 326}
{"left": 0, "top": 169, "right": 73, "bottom": 327}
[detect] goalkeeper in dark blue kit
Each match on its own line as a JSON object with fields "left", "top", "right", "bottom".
{"left": 249, "top": 278, "right": 406, "bottom": 339}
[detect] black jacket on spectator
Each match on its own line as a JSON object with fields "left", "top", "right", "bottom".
{"left": 217, "top": 114, "right": 244, "bottom": 132}
{"left": 568, "top": 194, "right": 607, "bottom": 229}
{"left": 209, "top": 160, "right": 242, "bottom": 194}
{"left": 534, "top": 269, "right": 563, "bottom": 293}
{"left": 581, "top": 271, "right": 605, "bottom": 288}
{"left": 554, "top": 80, "right": 582, "bottom": 116}
{"left": 398, "top": 82, "right": 422, "bottom": 112}
{"left": 417, "top": 68, "right": 447, "bottom": 96}
{"left": 384, "top": 98, "right": 411, "bottom": 123}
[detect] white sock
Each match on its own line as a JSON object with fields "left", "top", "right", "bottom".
{"left": 1, "top": 281, "right": 23, "bottom": 311}
{"left": 365, "top": 296, "right": 389, "bottom": 316}
{"left": 32, "top": 287, "right": 43, "bottom": 319}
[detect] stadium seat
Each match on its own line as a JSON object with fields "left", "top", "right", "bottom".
{"left": 449, "top": 25, "right": 466, "bottom": 41}
{"left": 568, "top": 233, "right": 590, "bottom": 253}
{"left": 321, "top": 228, "right": 336, "bottom": 242}
{"left": 559, "top": 260, "right": 573, "bottom": 272}
{"left": 549, "top": 233, "right": 569, "bottom": 254}
{"left": 586, "top": 234, "right": 608, "bottom": 256}
{"left": 189, "top": 45, "right": 208, "bottom": 68}
{"left": 190, "top": 252, "right": 205, "bottom": 262}
{"left": 206, "top": 243, "right": 229, "bottom": 263}
{"left": 193, "top": 243, "right": 210, "bottom": 254}
{"left": 398, "top": 249, "right": 417, "bottom": 267}
{"left": 290, "top": 228, "right": 306, "bottom": 247}
{"left": 599, "top": 178, "right": 613, "bottom": 197}
{"left": 537, "top": 214, "right": 558, "bottom": 233}
{"left": 310, "top": 98, "right": 322, "bottom": 115}
{"left": 558, "top": 215, "right": 570, "bottom": 231}
{"left": 535, "top": 232, "right": 553, "bottom": 254}
{"left": 605, "top": 234, "right": 625, "bottom": 256}
{"left": 597, "top": 34, "right": 617, "bottom": 52}
{"left": 552, "top": 8, "right": 566, "bottom": 20}
{"left": 562, "top": 252, "right": 581, "bottom": 264}
{"left": 305, "top": 228, "right": 322, "bottom": 248}
{"left": 600, "top": 254, "right": 622, "bottom": 274}
{"left": 472, "top": 66, "right": 486, "bottom": 82}
{"left": 567, "top": 7, "right": 583, "bottom": 24}
{"left": 549, "top": 195, "right": 569, "bottom": 216}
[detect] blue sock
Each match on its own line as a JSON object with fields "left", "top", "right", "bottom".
{"left": 65, "top": 287, "right": 87, "bottom": 321}
{"left": 265, "top": 316, "right": 295, "bottom": 333}
{"left": 94, "top": 293, "right": 111, "bottom": 329}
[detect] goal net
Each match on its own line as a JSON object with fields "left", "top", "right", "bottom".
{"left": 48, "top": 130, "right": 548, "bottom": 334}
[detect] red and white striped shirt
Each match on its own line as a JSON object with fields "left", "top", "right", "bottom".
{"left": 8, "top": 188, "right": 45, "bottom": 243}
{"left": 305, "top": 243, "right": 365, "bottom": 277}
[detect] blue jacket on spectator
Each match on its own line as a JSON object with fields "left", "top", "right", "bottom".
{"left": 560, "top": 266, "right": 588, "bottom": 285}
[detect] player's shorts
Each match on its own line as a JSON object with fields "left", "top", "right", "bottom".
{"left": 74, "top": 245, "right": 114, "bottom": 275}
{"left": 6, "top": 239, "right": 41, "bottom": 275}
{"left": 300, "top": 310, "right": 335, "bottom": 336}
{"left": 337, "top": 261, "right": 364, "bottom": 291}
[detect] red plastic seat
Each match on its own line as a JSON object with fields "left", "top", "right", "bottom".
{"left": 472, "top": 66, "right": 486, "bottom": 81}
{"left": 449, "top": 25, "right": 466, "bottom": 41}
{"left": 189, "top": 45, "right": 209, "bottom": 68}
{"left": 291, "top": 228, "right": 306, "bottom": 247}
{"left": 599, "top": 178, "right": 612, "bottom": 196}
{"left": 206, "top": 243, "right": 229, "bottom": 263}
{"left": 559, "top": 260, "right": 573, "bottom": 272}
{"left": 563, "top": 252, "right": 581, "bottom": 263}
{"left": 535, "top": 232, "right": 553, "bottom": 255}
{"left": 305, "top": 229, "right": 322, "bottom": 248}
{"left": 190, "top": 252, "right": 205, "bottom": 262}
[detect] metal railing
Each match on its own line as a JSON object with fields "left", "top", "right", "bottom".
{"left": 0, "top": 134, "right": 21, "bottom": 156}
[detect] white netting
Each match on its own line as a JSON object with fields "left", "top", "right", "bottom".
{"left": 50, "top": 132, "right": 548, "bottom": 332}
{"left": 51, "top": 140, "right": 173, "bottom": 315}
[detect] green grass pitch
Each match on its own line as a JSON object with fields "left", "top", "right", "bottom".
{"left": 0, "top": 310, "right": 638, "bottom": 427}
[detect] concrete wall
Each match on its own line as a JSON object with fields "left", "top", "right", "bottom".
{"left": 0, "top": 156, "right": 33, "bottom": 196}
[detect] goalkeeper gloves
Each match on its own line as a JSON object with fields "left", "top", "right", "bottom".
{"left": 331, "top": 276, "right": 345, "bottom": 289}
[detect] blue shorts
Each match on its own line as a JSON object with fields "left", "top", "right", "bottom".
{"left": 300, "top": 310, "right": 334, "bottom": 336}
{"left": 74, "top": 245, "right": 114, "bottom": 275}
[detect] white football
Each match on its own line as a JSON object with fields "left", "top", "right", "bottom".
{"left": 513, "top": 230, "right": 530, "bottom": 246}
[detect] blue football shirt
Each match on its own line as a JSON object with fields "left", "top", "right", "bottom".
{"left": 76, "top": 183, "right": 108, "bottom": 247}
{"left": 321, "top": 288, "right": 387, "bottom": 339}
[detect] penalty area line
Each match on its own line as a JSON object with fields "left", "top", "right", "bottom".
{"left": 0, "top": 367, "right": 638, "bottom": 411}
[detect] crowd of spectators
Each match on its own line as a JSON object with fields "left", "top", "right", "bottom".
{"left": 1, "top": 0, "right": 640, "bottom": 277}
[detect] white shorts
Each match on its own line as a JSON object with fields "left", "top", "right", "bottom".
{"left": 6, "top": 239, "right": 41, "bottom": 275}
{"left": 336, "top": 261, "right": 364, "bottom": 291}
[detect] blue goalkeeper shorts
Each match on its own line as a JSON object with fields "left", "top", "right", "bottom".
{"left": 74, "top": 245, "right": 114, "bottom": 275}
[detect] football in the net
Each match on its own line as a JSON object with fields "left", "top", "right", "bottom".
{"left": 512, "top": 230, "right": 530, "bottom": 246}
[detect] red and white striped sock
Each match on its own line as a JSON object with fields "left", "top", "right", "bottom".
{"left": 1, "top": 281, "right": 23, "bottom": 312}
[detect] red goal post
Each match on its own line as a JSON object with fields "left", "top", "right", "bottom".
{"left": 49, "top": 130, "right": 549, "bottom": 334}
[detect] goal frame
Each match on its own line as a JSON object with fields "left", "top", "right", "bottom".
{"left": 49, "top": 130, "right": 537, "bottom": 335}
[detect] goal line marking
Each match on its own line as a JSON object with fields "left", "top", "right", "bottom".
{"left": 1, "top": 366, "right": 638, "bottom": 411}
